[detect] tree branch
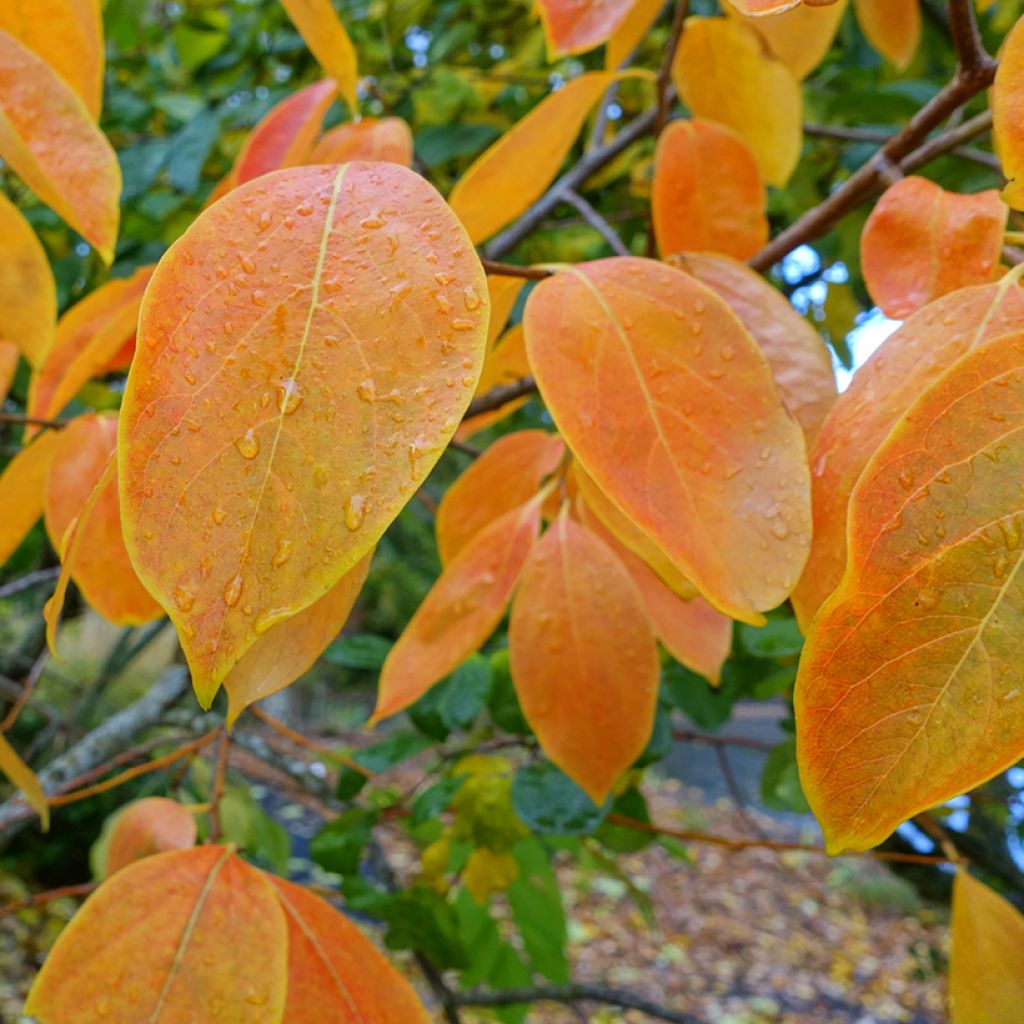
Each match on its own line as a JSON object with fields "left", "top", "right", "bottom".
{"left": 462, "top": 376, "right": 537, "bottom": 419}
{"left": 563, "top": 188, "right": 631, "bottom": 256}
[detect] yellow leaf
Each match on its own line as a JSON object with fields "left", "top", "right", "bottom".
{"left": 0, "top": 429, "right": 62, "bottom": 566}
{"left": 0, "top": 341, "right": 17, "bottom": 406}
{"left": 279, "top": 0, "right": 359, "bottom": 111}
{"left": 727, "top": 0, "right": 848, "bottom": 79}
{"left": 854, "top": 0, "right": 920, "bottom": 69}
{"left": 463, "top": 848, "right": 519, "bottom": 905}
{"left": 993, "top": 14, "right": 1024, "bottom": 210}
{"left": 606, "top": 0, "right": 665, "bottom": 69}
{"left": 0, "top": 733, "right": 48, "bottom": 831}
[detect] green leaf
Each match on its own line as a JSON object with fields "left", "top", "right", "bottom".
{"left": 507, "top": 841, "right": 569, "bottom": 983}
{"left": 167, "top": 110, "right": 219, "bottom": 193}
{"left": 595, "top": 788, "right": 653, "bottom": 854}
{"left": 760, "top": 738, "right": 810, "bottom": 814}
{"left": 324, "top": 633, "right": 392, "bottom": 669}
{"left": 738, "top": 615, "right": 804, "bottom": 659}
{"left": 412, "top": 776, "right": 466, "bottom": 826}
{"left": 355, "top": 733, "right": 432, "bottom": 772}
{"left": 487, "top": 650, "right": 530, "bottom": 735}
{"left": 415, "top": 123, "right": 500, "bottom": 167}
{"left": 511, "top": 761, "right": 609, "bottom": 834}
{"left": 310, "top": 808, "right": 377, "bottom": 876}
{"left": 385, "top": 886, "right": 469, "bottom": 970}
{"left": 440, "top": 654, "right": 492, "bottom": 731}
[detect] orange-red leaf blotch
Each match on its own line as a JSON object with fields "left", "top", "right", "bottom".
{"left": 308, "top": 117, "right": 414, "bottom": 167}
{"left": 861, "top": 177, "right": 1007, "bottom": 320}
{"left": 994, "top": 15, "right": 1024, "bottom": 211}
{"left": 796, "top": 331, "right": 1024, "bottom": 852}
{"left": 0, "top": 30, "right": 119, "bottom": 262}
{"left": 268, "top": 875, "right": 433, "bottom": 1023}
{"left": 279, "top": 0, "right": 359, "bottom": 112}
{"left": 510, "top": 514, "right": 659, "bottom": 803}
{"left": 120, "top": 163, "right": 489, "bottom": 706}
{"left": 25, "top": 846, "right": 288, "bottom": 1023}
{"left": 372, "top": 498, "right": 542, "bottom": 723}
{"left": 104, "top": 798, "right": 198, "bottom": 876}
{"left": 854, "top": 0, "right": 920, "bottom": 69}
{"left": 536, "top": 0, "right": 636, "bottom": 56}
{"left": 524, "top": 257, "right": 811, "bottom": 624}
{"left": 0, "top": 429, "right": 62, "bottom": 566}
{"left": 653, "top": 119, "right": 768, "bottom": 262}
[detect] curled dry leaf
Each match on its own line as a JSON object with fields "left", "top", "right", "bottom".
{"left": 994, "top": 15, "right": 1024, "bottom": 210}
{"left": 524, "top": 257, "right": 811, "bottom": 624}
{"left": 279, "top": 0, "right": 359, "bottom": 111}
{"left": 104, "top": 797, "right": 198, "bottom": 876}
{"left": 854, "top": 0, "right": 920, "bottom": 69}
{"left": 0, "top": 733, "right": 49, "bottom": 831}
{"left": 510, "top": 513, "right": 659, "bottom": 803}
{"left": 25, "top": 846, "right": 288, "bottom": 1022}
{"left": 793, "top": 273, "right": 1024, "bottom": 628}
{"left": 536, "top": 0, "right": 636, "bottom": 56}
{"left": 372, "top": 496, "right": 542, "bottom": 723}
{"left": 0, "top": 30, "right": 120, "bottom": 262}
{"left": 861, "top": 177, "right": 1007, "bottom": 320}
{"left": 653, "top": 119, "right": 768, "bottom": 262}
{"left": 671, "top": 17, "right": 802, "bottom": 187}
{"left": 671, "top": 252, "right": 836, "bottom": 444}
{"left": 0, "top": 429, "right": 62, "bottom": 565}
{"left": 119, "top": 163, "right": 488, "bottom": 706}
{"left": 796, "top": 331, "right": 1024, "bottom": 852}
{"left": 436, "top": 429, "right": 564, "bottom": 565}
{"left": 308, "top": 116, "right": 414, "bottom": 167}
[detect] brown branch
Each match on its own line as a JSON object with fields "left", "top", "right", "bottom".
{"left": 655, "top": 0, "right": 688, "bottom": 139}
{"left": 249, "top": 706, "right": 371, "bottom": 776}
{"left": 563, "top": 188, "right": 631, "bottom": 256}
{"left": 0, "top": 412, "right": 69, "bottom": 431}
{"left": 0, "top": 567, "right": 61, "bottom": 599}
{"left": 0, "top": 650, "right": 47, "bottom": 732}
{"left": 462, "top": 375, "right": 537, "bottom": 419}
{"left": 0, "top": 881, "right": 98, "bottom": 921}
{"left": 479, "top": 259, "right": 552, "bottom": 280}
{"left": 207, "top": 730, "right": 231, "bottom": 843}
{"left": 672, "top": 728, "right": 774, "bottom": 751}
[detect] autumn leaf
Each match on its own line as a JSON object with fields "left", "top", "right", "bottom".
{"left": 792, "top": 272, "right": 1024, "bottom": 628}
{"left": 279, "top": 0, "right": 359, "bottom": 111}
{"left": 672, "top": 17, "right": 802, "bottom": 187}
{"left": 267, "top": 875, "right": 433, "bottom": 1022}
{"left": 119, "top": 163, "right": 489, "bottom": 706}
{"left": 861, "top": 177, "right": 1007, "bottom": 319}
{"left": 0, "top": 429, "right": 62, "bottom": 565}
{"left": 0, "top": 30, "right": 120, "bottom": 262}
{"left": 0, "top": 733, "right": 49, "bottom": 831}
{"left": 950, "top": 871, "right": 1024, "bottom": 1023}
{"left": 994, "top": 14, "right": 1024, "bottom": 210}
{"left": 308, "top": 116, "right": 414, "bottom": 167}
{"left": 457, "top": 323, "right": 532, "bottom": 438}
{"left": 854, "top": 0, "right": 920, "bottom": 69}
{"left": 606, "top": 0, "right": 664, "bottom": 70}
{"left": 25, "top": 846, "right": 288, "bottom": 1022}
{"left": 796, "top": 331, "right": 1024, "bottom": 853}
{"left": 436, "top": 429, "right": 564, "bottom": 565}
{"left": 104, "top": 797, "right": 198, "bottom": 876}
{"left": 536, "top": 0, "right": 636, "bottom": 56}
{"left": 0, "top": 341, "right": 17, "bottom": 405}
{"left": 371, "top": 496, "right": 542, "bottom": 723}
{"left": 524, "top": 257, "right": 811, "bottom": 624}
{"left": 509, "top": 512, "right": 659, "bottom": 803}
{"left": 652, "top": 119, "right": 768, "bottom": 262}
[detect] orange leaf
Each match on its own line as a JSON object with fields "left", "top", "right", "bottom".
{"left": 308, "top": 116, "right": 414, "bottom": 167}
{"left": 861, "top": 177, "right": 1007, "bottom": 320}
{"left": 725, "top": 0, "right": 802, "bottom": 11}
{"left": 0, "top": 733, "right": 48, "bottom": 831}
{"left": 236, "top": 80, "right": 337, "bottom": 186}
{"left": 44, "top": 413, "right": 162, "bottom": 627}
{"left": 279, "top": 0, "right": 359, "bottom": 112}
{"left": 950, "top": 871, "right": 1024, "bottom": 1023}
{"left": 0, "top": 429, "right": 62, "bottom": 565}
{"left": 0, "top": 0, "right": 104, "bottom": 117}
{"left": 0, "top": 190, "right": 57, "bottom": 367}
{"left": 672, "top": 17, "right": 802, "bottom": 187}
{"left": 437, "top": 430, "right": 564, "bottom": 565}
{"left": 606, "top": 0, "right": 664, "bottom": 70}
{"left": 120, "top": 164, "right": 489, "bottom": 706}
{"left": 25, "top": 846, "right": 288, "bottom": 1022}
{"left": 104, "top": 798, "right": 198, "bottom": 876}
{"left": 28, "top": 266, "right": 155, "bottom": 425}
{"left": 854, "top": 0, "right": 920, "bottom": 69}
{"left": 672, "top": 252, "right": 836, "bottom": 444}
{"left": 796, "top": 331, "right": 1024, "bottom": 852}
{"left": 457, "top": 323, "right": 532, "bottom": 439}
{"left": 524, "top": 257, "right": 811, "bottom": 625}
{"left": 536, "top": 0, "right": 636, "bottom": 56}
{"left": 0, "top": 30, "right": 119, "bottom": 262}
{"left": 485, "top": 275, "right": 527, "bottom": 347}
{"left": 652, "top": 119, "right": 768, "bottom": 262}
{"left": 0, "top": 341, "right": 19, "bottom": 406}
{"left": 372, "top": 497, "right": 542, "bottom": 723}
{"left": 225, "top": 551, "right": 372, "bottom": 726}
{"left": 509, "top": 513, "right": 659, "bottom": 802}
{"left": 792, "top": 273, "right": 1024, "bottom": 628}
{"left": 994, "top": 15, "right": 1024, "bottom": 210}
{"left": 267, "top": 875, "right": 432, "bottom": 1023}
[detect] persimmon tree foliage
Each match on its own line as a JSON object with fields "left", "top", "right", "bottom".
{"left": 4, "top": 0, "right": 1024, "bottom": 1020}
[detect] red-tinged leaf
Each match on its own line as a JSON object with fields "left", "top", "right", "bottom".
{"left": 104, "top": 798, "right": 197, "bottom": 876}
{"left": 225, "top": 551, "right": 372, "bottom": 726}
{"left": 436, "top": 430, "right": 564, "bottom": 565}
{"left": 726, "top": 0, "right": 841, "bottom": 13}
{"left": 236, "top": 80, "right": 336, "bottom": 186}
{"left": 994, "top": 15, "right": 1024, "bottom": 210}
{"left": 0, "top": 341, "right": 18, "bottom": 406}
{"left": 449, "top": 70, "right": 647, "bottom": 244}
{"left": 854, "top": 0, "right": 920, "bottom": 69}
{"left": 0, "top": 733, "right": 48, "bottom": 831}
{"left": 457, "top": 323, "right": 532, "bottom": 439}
{"left": 0, "top": 0, "right": 104, "bottom": 117}
{"left": 25, "top": 846, "right": 288, "bottom": 1022}
{"left": 524, "top": 257, "right": 811, "bottom": 624}
{"left": 861, "top": 177, "right": 1007, "bottom": 319}
{"left": 606, "top": 0, "right": 664, "bottom": 70}
{"left": 279, "top": 0, "right": 359, "bottom": 111}
{"left": 793, "top": 274, "right": 1024, "bottom": 628}
{"left": 672, "top": 17, "right": 802, "bottom": 187}
{"left": 44, "top": 414, "right": 162, "bottom": 628}
{"left": 536, "top": 0, "right": 636, "bottom": 56}
{"left": 950, "top": 871, "right": 1024, "bottom": 1023}
{"left": 0, "top": 429, "right": 62, "bottom": 565}
{"left": 796, "top": 332, "right": 1024, "bottom": 853}
{"left": 509, "top": 513, "right": 659, "bottom": 802}
{"left": 372, "top": 497, "right": 542, "bottom": 723}
{"left": 308, "top": 116, "right": 414, "bottom": 167}
{"left": 0, "top": 30, "right": 119, "bottom": 262}
{"left": 672, "top": 252, "right": 836, "bottom": 444}
{"left": 653, "top": 119, "right": 768, "bottom": 262}
{"left": 267, "top": 875, "right": 432, "bottom": 1023}
{"left": 28, "top": 265, "right": 155, "bottom": 425}
{"left": 0, "top": 190, "right": 56, "bottom": 367}
{"left": 577, "top": 499, "right": 731, "bottom": 683}
{"left": 120, "top": 164, "right": 488, "bottom": 706}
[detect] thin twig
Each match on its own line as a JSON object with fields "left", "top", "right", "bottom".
{"left": 0, "top": 412, "right": 68, "bottom": 431}
{"left": 714, "top": 744, "right": 767, "bottom": 839}
{"left": 0, "top": 881, "right": 98, "bottom": 921}
{"left": 207, "top": 730, "right": 231, "bottom": 843}
{"left": 463, "top": 376, "right": 537, "bottom": 419}
{"left": 563, "top": 188, "right": 631, "bottom": 256}
{"left": 249, "top": 706, "right": 371, "bottom": 776}
{"left": 0, "top": 567, "right": 61, "bottom": 600}
{"left": 0, "top": 650, "right": 47, "bottom": 732}
{"left": 479, "top": 259, "right": 552, "bottom": 280}
{"left": 673, "top": 729, "right": 774, "bottom": 752}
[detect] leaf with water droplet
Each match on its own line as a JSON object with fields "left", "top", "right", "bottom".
{"left": 119, "top": 164, "right": 488, "bottom": 706}
{"left": 797, "top": 331, "right": 1024, "bottom": 853}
